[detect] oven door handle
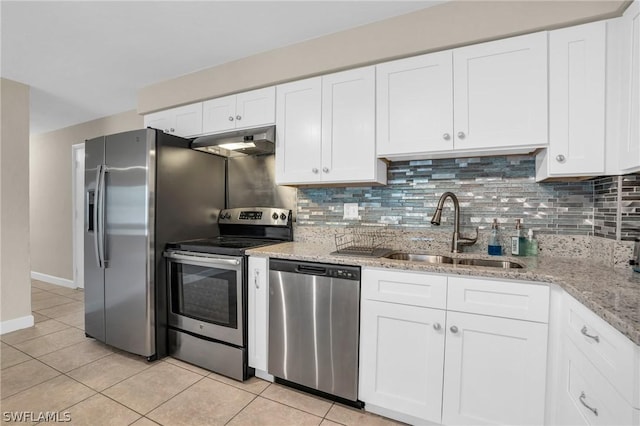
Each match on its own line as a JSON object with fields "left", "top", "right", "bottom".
{"left": 164, "top": 252, "right": 241, "bottom": 267}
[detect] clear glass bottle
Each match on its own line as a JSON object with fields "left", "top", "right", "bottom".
{"left": 525, "top": 229, "right": 538, "bottom": 256}
{"left": 511, "top": 219, "right": 525, "bottom": 256}
{"left": 488, "top": 219, "right": 502, "bottom": 256}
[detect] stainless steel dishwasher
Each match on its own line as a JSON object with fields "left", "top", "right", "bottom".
{"left": 268, "top": 259, "right": 361, "bottom": 402}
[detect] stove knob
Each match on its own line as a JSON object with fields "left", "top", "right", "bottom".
{"left": 280, "top": 213, "right": 287, "bottom": 220}
{"left": 272, "top": 212, "right": 279, "bottom": 220}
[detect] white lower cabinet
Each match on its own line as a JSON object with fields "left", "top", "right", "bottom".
{"left": 359, "top": 268, "right": 549, "bottom": 426}
{"left": 359, "top": 300, "right": 446, "bottom": 424}
{"left": 247, "top": 256, "right": 270, "bottom": 378}
{"left": 442, "top": 311, "right": 548, "bottom": 426}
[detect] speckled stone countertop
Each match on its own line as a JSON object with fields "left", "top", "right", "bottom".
{"left": 247, "top": 242, "right": 640, "bottom": 346}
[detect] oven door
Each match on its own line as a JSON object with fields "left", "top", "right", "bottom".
{"left": 165, "top": 250, "right": 244, "bottom": 347}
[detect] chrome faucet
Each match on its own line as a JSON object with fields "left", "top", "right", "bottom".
{"left": 430, "top": 192, "right": 478, "bottom": 253}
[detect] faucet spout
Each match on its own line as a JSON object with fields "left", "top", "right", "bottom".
{"left": 431, "top": 192, "right": 477, "bottom": 253}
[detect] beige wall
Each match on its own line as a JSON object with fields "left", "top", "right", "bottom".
{"left": 138, "top": 0, "right": 628, "bottom": 114}
{"left": 30, "top": 110, "right": 143, "bottom": 280}
{"left": 1, "top": 78, "right": 31, "bottom": 323}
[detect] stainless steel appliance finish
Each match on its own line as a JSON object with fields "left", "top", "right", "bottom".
{"left": 268, "top": 260, "right": 361, "bottom": 402}
{"left": 84, "top": 128, "right": 225, "bottom": 359}
{"left": 226, "top": 155, "right": 296, "bottom": 215}
{"left": 191, "top": 125, "right": 275, "bottom": 156}
{"left": 165, "top": 207, "right": 293, "bottom": 381}
{"left": 166, "top": 251, "right": 244, "bottom": 346}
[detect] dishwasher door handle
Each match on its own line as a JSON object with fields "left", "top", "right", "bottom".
{"left": 295, "top": 265, "right": 327, "bottom": 275}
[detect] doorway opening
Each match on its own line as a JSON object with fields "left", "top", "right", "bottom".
{"left": 72, "top": 143, "right": 85, "bottom": 288}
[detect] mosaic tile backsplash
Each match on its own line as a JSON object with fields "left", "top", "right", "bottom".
{"left": 298, "top": 155, "right": 596, "bottom": 235}
{"left": 295, "top": 155, "right": 640, "bottom": 241}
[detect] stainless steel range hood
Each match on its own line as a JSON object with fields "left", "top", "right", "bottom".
{"left": 191, "top": 125, "right": 275, "bottom": 157}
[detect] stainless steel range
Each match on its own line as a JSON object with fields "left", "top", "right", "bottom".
{"left": 164, "top": 207, "right": 292, "bottom": 380}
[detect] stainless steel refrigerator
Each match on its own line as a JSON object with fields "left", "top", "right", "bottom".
{"left": 84, "top": 128, "right": 225, "bottom": 360}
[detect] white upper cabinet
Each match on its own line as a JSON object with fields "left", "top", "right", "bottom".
{"left": 276, "top": 67, "right": 386, "bottom": 186}
{"left": 377, "top": 32, "right": 548, "bottom": 160}
{"left": 619, "top": 0, "right": 640, "bottom": 172}
{"left": 376, "top": 51, "right": 454, "bottom": 156}
{"left": 275, "top": 77, "right": 323, "bottom": 184}
{"left": 453, "top": 32, "right": 548, "bottom": 153}
{"left": 144, "top": 103, "right": 203, "bottom": 137}
{"left": 536, "top": 21, "right": 607, "bottom": 181}
{"left": 202, "top": 86, "right": 275, "bottom": 134}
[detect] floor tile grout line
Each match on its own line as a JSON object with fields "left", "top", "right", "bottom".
{"left": 223, "top": 392, "right": 260, "bottom": 426}
{"left": 139, "top": 373, "right": 210, "bottom": 419}
{"left": 258, "top": 385, "right": 335, "bottom": 419}
{"left": 1, "top": 319, "right": 74, "bottom": 346}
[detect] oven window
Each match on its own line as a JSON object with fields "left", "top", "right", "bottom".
{"left": 171, "top": 263, "right": 238, "bottom": 328}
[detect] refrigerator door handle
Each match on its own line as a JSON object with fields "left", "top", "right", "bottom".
{"left": 93, "top": 164, "right": 103, "bottom": 268}
{"left": 98, "top": 164, "right": 108, "bottom": 268}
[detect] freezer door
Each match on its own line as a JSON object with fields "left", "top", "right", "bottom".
{"left": 103, "top": 129, "right": 155, "bottom": 357}
{"left": 84, "top": 136, "right": 106, "bottom": 342}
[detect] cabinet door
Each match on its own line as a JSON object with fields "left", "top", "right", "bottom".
{"left": 555, "top": 338, "right": 635, "bottom": 426}
{"left": 548, "top": 21, "right": 606, "bottom": 176}
{"left": 321, "top": 67, "right": 379, "bottom": 183}
{"left": 275, "top": 77, "right": 322, "bottom": 185}
{"left": 442, "top": 311, "right": 548, "bottom": 426}
{"left": 359, "top": 300, "right": 446, "bottom": 424}
{"left": 376, "top": 51, "right": 454, "bottom": 157}
{"left": 202, "top": 95, "right": 237, "bottom": 134}
{"left": 453, "top": 32, "right": 548, "bottom": 151}
{"left": 144, "top": 103, "right": 203, "bottom": 138}
{"left": 620, "top": 0, "right": 640, "bottom": 172}
{"left": 248, "top": 256, "right": 268, "bottom": 371}
{"left": 235, "top": 87, "right": 276, "bottom": 129}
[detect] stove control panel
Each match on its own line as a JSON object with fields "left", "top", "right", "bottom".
{"left": 219, "top": 207, "right": 291, "bottom": 227}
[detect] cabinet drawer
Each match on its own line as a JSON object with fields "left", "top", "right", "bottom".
{"left": 564, "top": 293, "right": 638, "bottom": 407}
{"left": 447, "top": 276, "right": 549, "bottom": 322}
{"left": 558, "top": 338, "right": 635, "bottom": 426}
{"left": 362, "top": 268, "right": 447, "bottom": 309}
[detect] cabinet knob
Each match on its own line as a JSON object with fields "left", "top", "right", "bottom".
{"left": 169, "top": 128, "right": 175, "bottom": 132}
{"left": 312, "top": 168, "right": 319, "bottom": 174}
{"left": 443, "top": 133, "right": 451, "bottom": 141}
{"left": 433, "top": 323, "right": 442, "bottom": 331}
{"left": 164, "top": 129, "right": 169, "bottom": 133}
{"left": 322, "top": 167, "right": 329, "bottom": 173}
{"left": 228, "top": 116, "right": 234, "bottom": 121}
{"left": 236, "top": 115, "right": 242, "bottom": 121}
{"left": 450, "top": 325, "right": 459, "bottom": 333}
{"left": 254, "top": 269, "right": 260, "bottom": 289}
{"left": 457, "top": 131, "right": 466, "bottom": 139}
{"left": 556, "top": 154, "right": 566, "bottom": 163}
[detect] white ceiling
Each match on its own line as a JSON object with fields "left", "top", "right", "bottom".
{"left": 1, "top": 0, "right": 443, "bottom": 136}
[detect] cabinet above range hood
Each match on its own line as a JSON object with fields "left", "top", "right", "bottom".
{"left": 191, "top": 125, "right": 275, "bottom": 157}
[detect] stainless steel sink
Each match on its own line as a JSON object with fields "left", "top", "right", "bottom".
{"left": 384, "top": 253, "right": 454, "bottom": 264}
{"left": 454, "top": 258, "right": 524, "bottom": 269}
{"left": 383, "top": 252, "right": 524, "bottom": 269}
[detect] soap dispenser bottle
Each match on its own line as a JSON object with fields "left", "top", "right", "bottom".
{"left": 511, "top": 219, "right": 524, "bottom": 256}
{"left": 488, "top": 219, "right": 502, "bottom": 256}
{"left": 525, "top": 229, "right": 538, "bottom": 257}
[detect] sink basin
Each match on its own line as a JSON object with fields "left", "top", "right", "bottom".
{"left": 383, "top": 252, "right": 524, "bottom": 269}
{"left": 384, "top": 253, "right": 454, "bottom": 264}
{"left": 454, "top": 258, "right": 524, "bottom": 269}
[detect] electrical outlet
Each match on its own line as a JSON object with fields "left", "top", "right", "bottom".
{"left": 343, "top": 203, "right": 359, "bottom": 220}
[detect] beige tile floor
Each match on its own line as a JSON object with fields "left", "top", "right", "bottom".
{"left": 1, "top": 280, "right": 405, "bottom": 426}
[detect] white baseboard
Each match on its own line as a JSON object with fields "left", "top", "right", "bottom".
{"left": 0, "top": 315, "right": 34, "bottom": 335}
{"left": 31, "top": 271, "right": 75, "bottom": 289}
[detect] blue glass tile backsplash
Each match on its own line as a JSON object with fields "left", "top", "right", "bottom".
{"left": 296, "top": 155, "right": 640, "bottom": 239}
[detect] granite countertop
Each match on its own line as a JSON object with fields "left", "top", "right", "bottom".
{"left": 247, "top": 241, "right": 640, "bottom": 346}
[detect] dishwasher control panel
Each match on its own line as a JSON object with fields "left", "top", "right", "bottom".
{"left": 269, "top": 259, "right": 360, "bottom": 281}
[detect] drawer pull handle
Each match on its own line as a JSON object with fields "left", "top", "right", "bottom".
{"left": 579, "top": 392, "right": 598, "bottom": 416}
{"left": 581, "top": 326, "right": 600, "bottom": 343}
